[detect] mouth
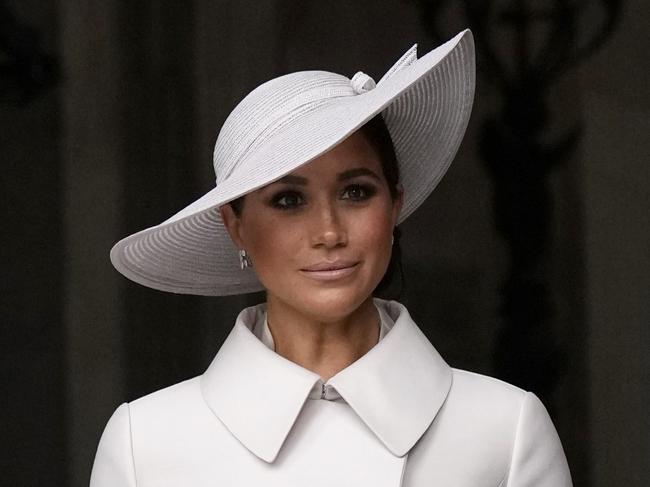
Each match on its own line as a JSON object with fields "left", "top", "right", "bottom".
{"left": 299, "top": 261, "right": 360, "bottom": 281}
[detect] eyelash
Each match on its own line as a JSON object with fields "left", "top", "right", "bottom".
{"left": 270, "top": 184, "right": 377, "bottom": 210}
{"left": 341, "top": 184, "right": 377, "bottom": 201}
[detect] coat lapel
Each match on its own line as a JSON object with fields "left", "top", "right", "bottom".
{"left": 200, "top": 304, "right": 321, "bottom": 463}
{"left": 328, "top": 300, "right": 452, "bottom": 456}
{"left": 200, "top": 300, "right": 452, "bottom": 463}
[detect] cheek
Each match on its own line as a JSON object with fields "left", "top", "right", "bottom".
{"left": 351, "top": 207, "right": 394, "bottom": 260}
{"left": 243, "top": 217, "right": 302, "bottom": 274}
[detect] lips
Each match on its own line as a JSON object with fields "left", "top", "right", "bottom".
{"left": 300, "top": 260, "right": 360, "bottom": 281}
{"left": 301, "top": 260, "right": 358, "bottom": 272}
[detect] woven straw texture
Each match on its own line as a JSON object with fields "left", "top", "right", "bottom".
{"left": 110, "top": 30, "right": 476, "bottom": 295}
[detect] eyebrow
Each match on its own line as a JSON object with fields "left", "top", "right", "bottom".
{"left": 276, "top": 174, "right": 308, "bottom": 185}
{"left": 337, "top": 167, "right": 382, "bottom": 182}
{"left": 274, "top": 167, "right": 382, "bottom": 186}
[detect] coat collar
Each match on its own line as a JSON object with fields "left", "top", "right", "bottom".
{"left": 200, "top": 299, "right": 452, "bottom": 463}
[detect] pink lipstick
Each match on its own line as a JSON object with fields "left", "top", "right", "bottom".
{"left": 300, "top": 261, "right": 359, "bottom": 281}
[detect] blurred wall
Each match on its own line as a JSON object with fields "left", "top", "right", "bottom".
{"left": 579, "top": 0, "right": 650, "bottom": 483}
{"left": 1, "top": 1, "right": 647, "bottom": 486}
{"left": 1, "top": 0, "right": 66, "bottom": 485}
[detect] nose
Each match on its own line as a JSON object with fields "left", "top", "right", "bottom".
{"left": 310, "top": 202, "right": 347, "bottom": 249}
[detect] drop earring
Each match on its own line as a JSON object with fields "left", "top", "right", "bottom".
{"left": 239, "top": 249, "right": 252, "bottom": 270}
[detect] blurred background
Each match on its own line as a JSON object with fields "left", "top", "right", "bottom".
{"left": 1, "top": 0, "right": 648, "bottom": 485}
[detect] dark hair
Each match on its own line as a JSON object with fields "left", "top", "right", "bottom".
{"left": 361, "top": 115, "right": 403, "bottom": 298}
{"left": 229, "top": 114, "right": 403, "bottom": 297}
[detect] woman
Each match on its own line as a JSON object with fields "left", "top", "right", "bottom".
{"left": 91, "top": 30, "right": 572, "bottom": 486}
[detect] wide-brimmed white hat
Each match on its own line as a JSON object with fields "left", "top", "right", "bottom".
{"left": 110, "top": 29, "right": 476, "bottom": 296}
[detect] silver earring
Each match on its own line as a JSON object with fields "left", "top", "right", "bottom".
{"left": 239, "top": 249, "right": 252, "bottom": 270}
{"left": 391, "top": 235, "right": 395, "bottom": 246}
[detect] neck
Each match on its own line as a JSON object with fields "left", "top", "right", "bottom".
{"left": 265, "top": 296, "right": 380, "bottom": 381}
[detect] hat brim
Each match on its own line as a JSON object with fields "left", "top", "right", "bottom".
{"left": 110, "top": 29, "right": 476, "bottom": 296}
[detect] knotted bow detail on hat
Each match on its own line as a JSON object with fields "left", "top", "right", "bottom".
{"left": 350, "top": 71, "right": 376, "bottom": 94}
{"left": 350, "top": 44, "right": 418, "bottom": 95}
{"left": 378, "top": 44, "right": 418, "bottom": 84}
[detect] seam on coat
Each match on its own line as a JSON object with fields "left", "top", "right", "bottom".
{"left": 398, "top": 452, "right": 409, "bottom": 486}
{"left": 126, "top": 402, "right": 139, "bottom": 487}
{"left": 501, "top": 390, "right": 529, "bottom": 487}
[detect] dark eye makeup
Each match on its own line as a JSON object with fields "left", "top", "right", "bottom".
{"left": 341, "top": 183, "right": 377, "bottom": 201}
{"left": 270, "top": 191, "right": 305, "bottom": 210}
{"left": 267, "top": 182, "right": 379, "bottom": 211}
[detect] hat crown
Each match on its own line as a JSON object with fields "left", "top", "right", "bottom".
{"left": 213, "top": 71, "right": 355, "bottom": 185}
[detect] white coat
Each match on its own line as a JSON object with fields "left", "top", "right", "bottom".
{"left": 89, "top": 299, "right": 572, "bottom": 486}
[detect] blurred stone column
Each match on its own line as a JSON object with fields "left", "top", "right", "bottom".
{"left": 60, "top": 1, "right": 127, "bottom": 485}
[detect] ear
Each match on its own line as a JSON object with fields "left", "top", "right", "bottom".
{"left": 219, "top": 204, "right": 245, "bottom": 249}
{"left": 391, "top": 183, "right": 404, "bottom": 225}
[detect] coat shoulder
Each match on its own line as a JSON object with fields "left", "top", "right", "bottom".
{"left": 450, "top": 367, "right": 526, "bottom": 404}
{"left": 129, "top": 375, "right": 203, "bottom": 410}
{"left": 444, "top": 367, "right": 527, "bottom": 437}
{"left": 405, "top": 368, "right": 527, "bottom": 484}
{"left": 120, "top": 375, "right": 239, "bottom": 482}
{"left": 439, "top": 369, "right": 572, "bottom": 486}
{"left": 127, "top": 375, "right": 219, "bottom": 428}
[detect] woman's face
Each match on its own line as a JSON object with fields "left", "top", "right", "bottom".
{"left": 220, "top": 129, "right": 403, "bottom": 322}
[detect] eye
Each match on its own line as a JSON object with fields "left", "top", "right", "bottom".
{"left": 341, "top": 184, "right": 376, "bottom": 201}
{"left": 270, "top": 191, "right": 305, "bottom": 210}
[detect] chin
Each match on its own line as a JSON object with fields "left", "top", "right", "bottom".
{"left": 291, "top": 286, "right": 375, "bottom": 323}
{"left": 261, "top": 267, "right": 384, "bottom": 322}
